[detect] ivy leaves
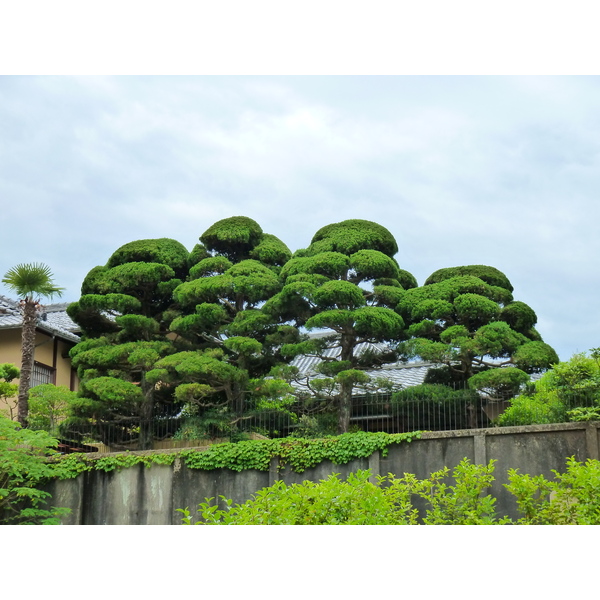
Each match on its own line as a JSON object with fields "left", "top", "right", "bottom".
{"left": 52, "top": 431, "right": 421, "bottom": 477}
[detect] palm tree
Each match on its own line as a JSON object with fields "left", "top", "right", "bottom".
{"left": 2, "top": 263, "right": 65, "bottom": 427}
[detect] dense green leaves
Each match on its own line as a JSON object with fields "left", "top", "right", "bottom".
{"left": 200, "top": 216, "right": 264, "bottom": 262}
{"left": 468, "top": 368, "right": 530, "bottom": 398}
{"left": 281, "top": 252, "right": 351, "bottom": 281}
{"left": 313, "top": 280, "right": 366, "bottom": 309}
{"left": 425, "top": 265, "right": 514, "bottom": 292}
{"left": 178, "top": 456, "right": 600, "bottom": 525}
{"left": 498, "top": 351, "right": 598, "bottom": 426}
{"left": 174, "top": 260, "right": 281, "bottom": 308}
{"left": 189, "top": 256, "right": 233, "bottom": 279}
{"left": 267, "top": 220, "right": 414, "bottom": 433}
{"left": 179, "top": 458, "right": 501, "bottom": 525}
{"left": 63, "top": 217, "right": 560, "bottom": 445}
{"left": 308, "top": 219, "right": 399, "bottom": 257}
{"left": 0, "top": 414, "right": 70, "bottom": 524}
{"left": 349, "top": 249, "right": 401, "bottom": 282}
{"left": 500, "top": 301, "right": 538, "bottom": 333}
{"left": 398, "top": 265, "right": 557, "bottom": 392}
{"left": 28, "top": 384, "right": 76, "bottom": 433}
{"left": 248, "top": 233, "right": 292, "bottom": 267}
{"left": 106, "top": 238, "right": 190, "bottom": 278}
{"left": 512, "top": 341, "right": 559, "bottom": 373}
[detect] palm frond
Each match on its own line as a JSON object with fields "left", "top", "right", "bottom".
{"left": 2, "top": 263, "right": 65, "bottom": 300}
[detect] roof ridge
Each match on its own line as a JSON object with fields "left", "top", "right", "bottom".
{"left": 0, "top": 295, "right": 20, "bottom": 315}
{"left": 41, "top": 302, "right": 71, "bottom": 312}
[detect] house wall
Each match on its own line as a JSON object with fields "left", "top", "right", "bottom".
{"left": 44, "top": 421, "right": 600, "bottom": 525}
{"left": 0, "top": 328, "right": 78, "bottom": 417}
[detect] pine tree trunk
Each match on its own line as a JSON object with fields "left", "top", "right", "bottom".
{"left": 337, "top": 378, "right": 353, "bottom": 434}
{"left": 139, "top": 377, "right": 155, "bottom": 450}
{"left": 17, "top": 299, "right": 38, "bottom": 427}
{"left": 337, "top": 332, "right": 357, "bottom": 434}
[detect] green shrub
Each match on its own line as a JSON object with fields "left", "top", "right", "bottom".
{"left": 179, "top": 457, "right": 600, "bottom": 525}
{"left": 497, "top": 390, "right": 567, "bottom": 426}
{"left": 0, "top": 415, "right": 70, "bottom": 524}
{"left": 505, "top": 457, "right": 600, "bottom": 524}
{"left": 179, "top": 458, "right": 507, "bottom": 525}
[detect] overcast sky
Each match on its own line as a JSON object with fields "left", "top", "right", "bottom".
{"left": 1, "top": 75, "right": 599, "bottom": 361}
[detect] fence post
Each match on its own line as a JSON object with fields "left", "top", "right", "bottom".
{"left": 585, "top": 423, "right": 599, "bottom": 461}
{"left": 368, "top": 451, "right": 380, "bottom": 484}
{"left": 473, "top": 432, "right": 487, "bottom": 465}
{"left": 269, "top": 456, "right": 280, "bottom": 487}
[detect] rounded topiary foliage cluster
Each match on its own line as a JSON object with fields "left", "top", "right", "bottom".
{"left": 424, "top": 265, "right": 514, "bottom": 292}
{"left": 307, "top": 219, "right": 399, "bottom": 258}
{"left": 200, "top": 216, "right": 264, "bottom": 262}
{"left": 106, "top": 238, "right": 190, "bottom": 279}
{"left": 199, "top": 216, "right": 291, "bottom": 267}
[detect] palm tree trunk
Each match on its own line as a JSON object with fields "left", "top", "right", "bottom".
{"left": 17, "top": 299, "right": 38, "bottom": 427}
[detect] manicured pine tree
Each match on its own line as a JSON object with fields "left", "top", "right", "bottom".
{"left": 397, "top": 264, "right": 559, "bottom": 399}
{"left": 65, "top": 238, "right": 190, "bottom": 449}
{"left": 146, "top": 217, "right": 299, "bottom": 438}
{"left": 263, "top": 219, "right": 417, "bottom": 434}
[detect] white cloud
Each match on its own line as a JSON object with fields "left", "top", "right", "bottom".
{"left": 2, "top": 75, "right": 600, "bottom": 360}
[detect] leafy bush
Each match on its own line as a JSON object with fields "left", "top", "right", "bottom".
{"left": 498, "top": 351, "right": 600, "bottom": 426}
{"left": 0, "top": 363, "right": 19, "bottom": 420}
{"left": 179, "top": 457, "right": 600, "bottom": 525}
{"left": 28, "top": 384, "right": 76, "bottom": 434}
{"left": 506, "top": 457, "right": 600, "bottom": 524}
{"left": 178, "top": 458, "right": 507, "bottom": 525}
{"left": 0, "top": 415, "right": 70, "bottom": 524}
{"left": 496, "top": 390, "right": 567, "bottom": 426}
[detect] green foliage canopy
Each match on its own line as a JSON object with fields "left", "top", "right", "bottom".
{"left": 266, "top": 219, "right": 414, "bottom": 433}
{"left": 398, "top": 266, "right": 558, "bottom": 391}
{"left": 152, "top": 217, "right": 295, "bottom": 438}
{"left": 66, "top": 238, "right": 189, "bottom": 448}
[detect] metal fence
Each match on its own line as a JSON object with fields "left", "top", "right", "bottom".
{"left": 55, "top": 386, "right": 600, "bottom": 454}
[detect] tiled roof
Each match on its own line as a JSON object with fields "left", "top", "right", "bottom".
{"left": 289, "top": 337, "right": 437, "bottom": 393}
{"left": 0, "top": 295, "right": 80, "bottom": 343}
{"left": 289, "top": 333, "right": 544, "bottom": 393}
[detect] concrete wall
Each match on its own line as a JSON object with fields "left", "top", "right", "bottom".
{"left": 45, "top": 421, "right": 600, "bottom": 525}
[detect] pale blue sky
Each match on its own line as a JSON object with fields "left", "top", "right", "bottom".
{"left": 2, "top": 75, "right": 599, "bottom": 361}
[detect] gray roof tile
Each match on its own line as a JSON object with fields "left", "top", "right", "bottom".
{"left": 0, "top": 296, "right": 80, "bottom": 343}
{"left": 288, "top": 334, "right": 545, "bottom": 393}
{"left": 289, "top": 339, "right": 437, "bottom": 393}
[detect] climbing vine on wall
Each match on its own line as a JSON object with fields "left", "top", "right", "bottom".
{"left": 51, "top": 431, "right": 421, "bottom": 478}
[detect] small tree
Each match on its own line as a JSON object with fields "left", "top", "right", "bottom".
{"left": 0, "top": 363, "right": 19, "bottom": 420}
{"left": 28, "top": 384, "right": 76, "bottom": 434}
{"left": 498, "top": 351, "right": 600, "bottom": 426}
{"left": 2, "top": 263, "right": 65, "bottom": 427}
